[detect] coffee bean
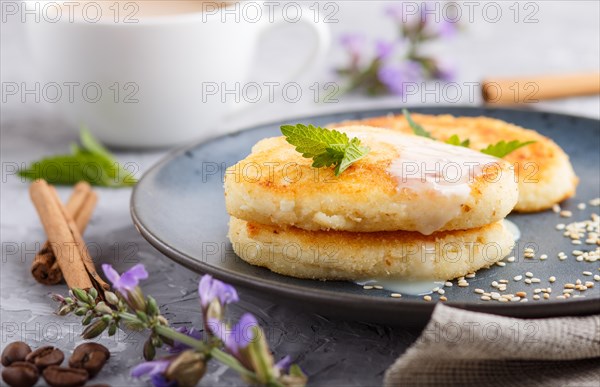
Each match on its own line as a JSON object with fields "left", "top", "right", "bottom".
{"left": 68, "top": 343, "right": 110, "bottom": 377}
{"left": 25, "top": 346, "right": 64, "bottom": 370}
{"left": 2, "top": 342, "right": 32, "bottom": 366}
{"left": 1, "top": 361, "right": 39, "bottom": 387}
{"left": 42, "top": 366, "right": 89, "bottom": 387}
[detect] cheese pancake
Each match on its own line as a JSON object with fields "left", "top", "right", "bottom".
{"left": 329, "top": 114, "right": 578, "bottom": 212}
{"left": 228, "top": 217, "right": 514, "bottom": 281}
{"left": 225, "top": 126, "right": 518, "bottom": 234}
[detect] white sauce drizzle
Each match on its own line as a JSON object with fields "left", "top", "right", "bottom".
{"left": 342, "top": 129, "right": 500, "bottom": 235}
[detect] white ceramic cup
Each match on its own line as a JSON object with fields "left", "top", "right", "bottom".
{"left": 24, "top": 1, "right": 330, "bottom": 148}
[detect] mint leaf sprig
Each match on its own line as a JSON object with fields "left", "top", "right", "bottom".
{"left": 402, "top": 109, "right": 535, "bottom": 158}
{"left": 281, "top": 124, "right": 370, "bottom": 176}
{"left": 18, "top": 128, "right": 137, "bottom": 187}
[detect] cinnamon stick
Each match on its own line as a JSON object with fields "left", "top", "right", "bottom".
{"left": 31, "top": 182, "right": 93, "bottom": 284}
{"left": 482, "top": 72, "right": 600, "bottom": 104}
{"left": 30, "top": 180, "right": 93, "bottom": 290}
{"left": 46, "top": 186, "right": 110, "bottom": 290}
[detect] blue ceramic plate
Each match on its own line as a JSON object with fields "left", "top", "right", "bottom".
{"left": 131, "top": 107, "right": 600, "bottom": 325}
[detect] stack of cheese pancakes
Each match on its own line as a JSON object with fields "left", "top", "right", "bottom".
{"left": 225, "top": 117, "right": 576, "bottom": 282}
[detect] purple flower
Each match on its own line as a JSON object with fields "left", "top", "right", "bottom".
{"left": 168, "top": 327, "right": 203, "bottom": 354}
{"left": 102, "top": 264, "right": 148, "bottom": 294}
{"left": 214, "top": 313, "right": 257, "bottom": 356}
{"left": 435, "top": 60, "right": 456, "bottom": 82}
{"left": 275, "top": 355, "right": 292, "bottom": 373}
{"left": 377, "top": 61, "right": 422, "bottom": 95}
{"left": 375, "top": 39, "right": 395, "bottom": 60}
{"left": 436, "top": 18, "right": 458, "bottom": 38}
{"left": 198, "top": 275, "right": 239, "bottom": 309}
{"left": 339, "top": 33, "right": 365, "bottom": 57}
{"left": 131, "top": 359, "right": 176, "bottom": 387}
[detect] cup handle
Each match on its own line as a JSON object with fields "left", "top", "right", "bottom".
{"left": 227, "top": 7, "right": 331, "bottom": 116}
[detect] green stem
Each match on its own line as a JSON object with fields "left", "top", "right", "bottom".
{"left": 154, "top": 325, "right": 256, "bottom": 380}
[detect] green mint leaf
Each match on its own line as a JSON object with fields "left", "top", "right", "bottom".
{"left": 335, "top": 138, "right": 370, "bottom": 176}
{"left": 18, "top": 128, "right": 137, "bottom": 187}
{"left": 281, "top": 124, "right": 369, "bottom": 176}
{"left": 446, "top": 134, "right": 470, "bottom": 147}
{"left": 480, "top": 140, "right": 536, "bottom": 158}
{"left": 402, "top": 109, "right": 432, "bottom": 138}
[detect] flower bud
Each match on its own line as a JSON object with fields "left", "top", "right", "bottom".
{"left": 94, "top": 301, "right": 113, "bottom": 315}
{"left": 104, "top": 291, "right": 119, "bottom": 306}
{"left": 82, "top": 317, "right": 109, "bottom": 339}
{"left": 57, "top": 304, "right": 73, "bottom": 316}
{"left": 143, "top": 337, "right": 156, "bottom": 361}
{"left": 206, "top": 299, "right": 222, "bottom": 323}
{"left": 108, "top": 320, "right": 117, "bottom": 336}
{"left": 246, "top": 325, "right": 274, "bottom": 384}
{"left": 88, "top": 287, "right": 98, "bottom": 300}
{"left": 165, "top": 350, "right": 206, "bottom": 386}
{"left": 157, "top": 316, "right": 169, "bottom": 326}
{"left": 72, "top": 288, "right": 89, "bottom": 303}
{"left": 74, "top": 307, "right": 88, "bottom": 316}
{"left": 82, "top": 311, "right": 93, "bottom": 326}
{"left": 146, "top": 296, "right": 159, "bottom": 317}
{"left": 126, "top": 287, "right": 147, "bottom": 312}
{"left": 51, "top": 294, "right": 65, "bottom": 303}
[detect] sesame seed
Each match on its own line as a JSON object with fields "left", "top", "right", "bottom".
{"left": 557, "top": 295, "right": 566, "bottom": 300}
{"left": 496, "top": 261, "right": 506, "bottom": 267}
{"left": 491, "top": 293, "right": 501, "bottom": 300}
{"left": 507, "top": 256, "right": 516, "bottom": 262}
{"left": 511, "top": 297, "right": 521, "bottom": 302}
{"left": 445, "top": 281, "right": 453, "bottom": 287}
{"left": 540, "top": 254, "right": 548, "bottom": 260}
{"left": 552, "top": 204, "right": 561, "bottom": 213}
{"left": 458, "top": 282, "right": 469, "bottom": 287}
{"left": 516, "top": 291, "right": 527, "bottom": 298}
{"left": 585, "top": 281, "right": 594, "bottom": 288}
{"left": 491, "top": 281, "right": 499, "bottom": 287}
{"left": 514, "top": 275, "right": 523, "bottom": 281}
{"left": 432, "top": 287, "right": 440, "bottom": 292}
{"left": 560, "top": 210, "right": 573, "bottom": 218}
{"left": 531, "top": 278, "right": 541, "bottom": 283}
{"left": 534, "top": 288, "right": 542, "bottom": 294}
{"left": 499, "top": 279, "right": 509, "bottom": 284}
{"left": 526, "top": 272, "right": 534, "bottom": 278}
{"left": 583, "top": 271, "right": 593, "bottom": 276}
{"left": 564, "top": 283, "right": 575, "bottom": 289}
{"left": 499, "top": 298, "right": 509, "bottom": 303}
{"left": 549, "top": 276, "right": 556, "bottom": 283}
{"left": 438, "top": 289, "right": 445, "bottom": 295}
{"left": 544, "top": 293, "right": 550, "bottom": 299}
{"left": 589, "top": 198, "right": 600, "bottom": 206}
{"left": 576, "top": 279, "right": 582, "bottom": 285}
{"left": 474, "top": 288, "right": 485, "bottom": 294}
{"left": 374, "top": 285, "right": 384, "bottom": 289}
{"left": 563, "top": 289, "right": 574, "bottom": 294}
{"left": 440, "top": 296, "right": 447, "bottom": 301}
{"left": 573, "top": 250, "right": 583, "bottom": 256}
{"left": 390, "top": 293, "right": 402, "bottom": 298}
{"left": 578, "top": 203, "right": 587, "bottom": 210}
{"left": 424, "top": 295, "right": 432, "bottom": 301}
{"left": 576, "top": 256, "right": 584, "bottom": 262}
{"left": 466, "top": 273, "right": 476, "bottom": 279}
{"left": 572, "top": 240, "right": 582, "bottom": 245}
{"left": 533, "top": 295, "right": 540, "bottom": 300}
{"left": 525, "top": 279, "right": 532, "bottom": 284}
{"left": 481, "top": 296, "right": 491, "bottom": 301}
{"left": 594, "top": 275, "right": 600, "bottom": 281}
{"left": 363, "top": 285, "right": 374, "bottom": 290}
{"left": 524, "top": 247, "right": 534, "bottom": 253}
{"left": 556, "top": 224, "right": 566, "bottom": 230}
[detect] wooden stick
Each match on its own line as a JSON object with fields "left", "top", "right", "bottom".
{"left": 31, "top": 182, "right": 92, "bottom": 284}
{"left": 29, "top": 180, "right": 93, "bottom": 290}
{"left": 46, "top": 187, "right": 110, "bottom": 290}
{"left": 482, "top": 72, "right": 600, "bottom": 104}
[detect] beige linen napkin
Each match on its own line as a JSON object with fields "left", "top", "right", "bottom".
{"left": 385, "top": 304, "right": 600, "bottom": 386}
